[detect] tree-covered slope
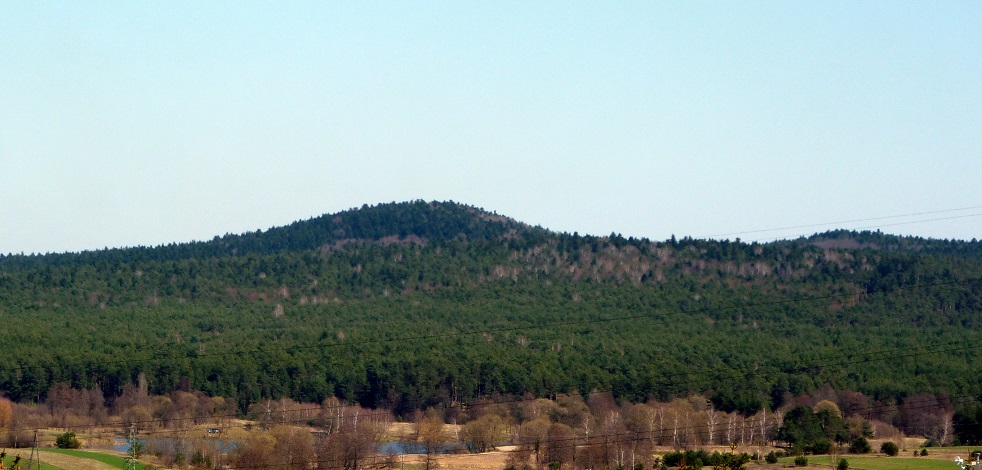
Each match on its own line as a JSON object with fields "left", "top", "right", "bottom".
{"left": 0, "top": 201, "right": 979, "bottom": 414}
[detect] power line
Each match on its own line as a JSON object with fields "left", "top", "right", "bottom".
{"left": 700, "top": 205, "right": 982, "bottom": 239}
{"left": 747, "top": 213, "right": 982, "bottom": 243}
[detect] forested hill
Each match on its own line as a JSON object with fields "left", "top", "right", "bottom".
{"left": 0, "top": 200, "right": 539, "bottom": 266}
{"left": 0, "top": 200, "right": 980, "bottom": 415}
{"left": 1, "top": 201, "right": 977, "bottom": 308}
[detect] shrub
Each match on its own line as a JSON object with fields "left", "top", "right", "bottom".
{"left": 836, "top": 458, "right": 849, "bottom": 470}
{"left": 130, "top": 440, "right": 145, "bottom": 459}
{"left": 765, "top": 452, "right": 779, "bottom": 464}
{"left": 55, "top": 431, "right": 81, "bottom": 449}
{"left": 848, "top": 437, "right": 871, "bottom": 454}
{"left": 807, "top": 439, "right": 831, "bottom": 455}
{"left": 662, "top": 450, "right": 711, "bottom": 468}
{"left": 921, "top": 448, "right": 929, "bottom": 456}
{"left": 880, "top": 441, "right": 898, "bottom": 456}
{"left": 794, "top": 455, "right": 808, "bottom": 467}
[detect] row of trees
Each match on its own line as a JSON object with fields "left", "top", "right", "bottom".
{"left": 229, "top": 392, "right": 947, "bottom": 470}
{"left": 0, "top": 382, "right": 975, "bottom": 468}
{"left": 0, "top": 373, "right": 969, "bottom": 449}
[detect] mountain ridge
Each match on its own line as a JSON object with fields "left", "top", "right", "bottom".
{"left": 1, "top": 201, "right": 979, "bottom": 310}
{"left": 0, "top": 200, "right": 978, "bottom": 413}
{"left": 3, "top": 200, "right": 977, "bottom": 262}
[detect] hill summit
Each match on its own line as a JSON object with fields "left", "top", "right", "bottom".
{"left": 0, "top": 200, "right": 979, "bottom": 415}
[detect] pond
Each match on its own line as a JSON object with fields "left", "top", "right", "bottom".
{"left": 112, "top": 438, "right": 466, "bottom": 456}
{"left": 378, "top": 442, "right": 466, "bottom": 455}
{"left": 112, "top": 438, "right": 242, "bottom": 454}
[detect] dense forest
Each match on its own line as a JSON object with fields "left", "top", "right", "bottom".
{"left": 0, "top": 200, "right": 979, "bottom": 419}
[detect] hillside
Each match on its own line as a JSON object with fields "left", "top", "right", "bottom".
{"left": 0, "top": 200, "right": 979, "bottom": 415}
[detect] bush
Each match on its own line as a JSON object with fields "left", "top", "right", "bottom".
{"left": 836, "top": 458, "right": 849, "bottom": 470}
{"left": 880, "top": 441, "right": 898, "bottom": 456}
{"left": 55, "top": 432, "right": 81, "bottom": 449}
{"left": 662, "top": 450, "right": 711, "bottom": 468}
{"left": 794, "top": 455, "right": 808, "bottom": 467}
{"left": 921, "top": 448, "right": 929, "bottom": 456}
{"left": 807, "top": 439, "right": 831, "bottom": 455}
{"left": 190, "top": 450, "right": 211, "bottom": 467}
{"left": 765, "top": 452, "right": 779, "bottom": 464}
{"left": 130, "top": 440, "right": 145, "bottom": 459}
{"left": 848, "top": 437, "right": 871, "bottom": 454}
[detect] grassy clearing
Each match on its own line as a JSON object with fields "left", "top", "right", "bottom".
{"left": 784, "top": 455, "right": 955, "bottom": 469}
{"left": 41, "top": 448, "right": 146, "bottom": 469}
{"left": 0, "top": 454, "right": 62, "bottom": 470}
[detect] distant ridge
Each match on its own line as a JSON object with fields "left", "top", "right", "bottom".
{"left": 3, "top": 200, "right": 977, "bottom": 264}
{"left": 0, "top": 200, "right": 538, "bottom": 265}
{"left": 0, "top": 200, "right": 979, "bottom": 412}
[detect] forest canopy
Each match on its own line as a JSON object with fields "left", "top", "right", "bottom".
{"left": 0, "top": 201, "right": 979, "bottom": 417}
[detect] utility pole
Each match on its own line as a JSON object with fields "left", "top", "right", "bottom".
{"left": 24, "top": 431, "right": 42, "bottom": 470}
{"left": 125, "top": 424, "right": 138, "bottom": 470}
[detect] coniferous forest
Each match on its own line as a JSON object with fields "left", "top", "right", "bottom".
{"left": 0, "top": 200, "right": 979, "bottom": 418}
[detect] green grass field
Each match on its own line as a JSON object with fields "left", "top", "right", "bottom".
{"left": 0, "top": 454, "right": 61, "bottom": 470}
{"left": 41, "top": 448, "right": 146, "bottom": 469}
{"left": 785, "top": 455, "right": 957, "bottom": 469}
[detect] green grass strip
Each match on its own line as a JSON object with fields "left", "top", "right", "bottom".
{"left": 41, "top": 448, "right": 146, "bottom": 469}
{"left": 783, "top": 455, "right": 955, "bottom": 469}
{"left": 1, "top": 454, "right": 62, "bottom": 470}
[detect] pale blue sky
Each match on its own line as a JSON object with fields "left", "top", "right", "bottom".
{"left": 2, "top": 2, "right": 980, "bottom": 254}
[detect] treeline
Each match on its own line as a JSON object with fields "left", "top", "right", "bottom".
{"left": 0, "top": 281, "right": 979, "bottom": 415}
{"left": 0, "top": 383, "right": 973, "bottom": 469}
{"left": 0, "top": 201, "right": 979, "bottom": 417}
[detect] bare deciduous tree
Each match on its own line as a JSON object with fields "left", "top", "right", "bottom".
{"left": 318, "top": 420, "right": 381, "bottom": 470}
{"left": 417, "top": 414, "right": 447, "bottom": 470}
{"left": 461, "top": 413, "right": 508, "bottom": 453}
{"left": 705, "top": 405, "right": 719, "bottom": 446}
{"left": 726, "top": 412, "right": 737, "bottom": 445}
{"left": 516, "top": 417, "right": 551, "bottom": 467}
{"left": 544, "top": 423, "right": 575, "bottom": 469}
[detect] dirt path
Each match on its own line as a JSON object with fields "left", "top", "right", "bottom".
{"left": 37, "top": 451, "right": 117, "bottom": 470}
